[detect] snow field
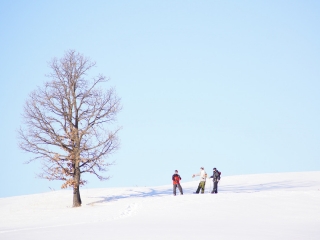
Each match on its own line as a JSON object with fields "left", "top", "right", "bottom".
{"left": 0, "top": 171, "right": 319, "bottom": 240}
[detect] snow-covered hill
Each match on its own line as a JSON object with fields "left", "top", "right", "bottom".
{"left": 1, "top": 172, "right": 320, "bottom": 240}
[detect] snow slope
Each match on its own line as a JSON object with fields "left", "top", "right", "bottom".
{"left": 1, "top": 172, "right": 319, "bottom": 240}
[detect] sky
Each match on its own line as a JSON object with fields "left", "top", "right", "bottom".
{"left": 0, "top": 0, "right": 320, "bottom": 198}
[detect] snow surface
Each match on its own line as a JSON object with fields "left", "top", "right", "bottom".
{"left": 1, "top": 172, "right": 320, "bottom": 240}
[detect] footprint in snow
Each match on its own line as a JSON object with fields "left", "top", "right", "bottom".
{"left": 118, "top": 203, "right": 138, "bottom": 219}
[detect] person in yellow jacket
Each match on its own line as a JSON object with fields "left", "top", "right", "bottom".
{"left": 192, "top": 167, "right": 207, "bottom": 194}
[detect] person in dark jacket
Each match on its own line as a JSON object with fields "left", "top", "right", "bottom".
{"left": 209, "top": 168, "right": 220, "bottom": 194}
{"left": 172, "top": 170, "right": 183, "bottom": 196}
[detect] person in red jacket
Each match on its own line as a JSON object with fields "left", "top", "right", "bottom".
{"left": 172, "top": 170, "right": 183, "bottom": 196}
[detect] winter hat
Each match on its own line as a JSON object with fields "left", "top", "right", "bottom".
{"left": 213, "top": 168, "right": 216, "bottom": 171}
{"left": 175, "top": 170, "right": 178, "bottom": 173}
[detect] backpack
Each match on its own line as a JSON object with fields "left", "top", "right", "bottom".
{"left": 173, "top": 174, "right": 180, "bottom": 183}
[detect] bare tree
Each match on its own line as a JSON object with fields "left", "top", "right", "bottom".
{"left": 19, "top": 50, "right": 121, "bottom": 207}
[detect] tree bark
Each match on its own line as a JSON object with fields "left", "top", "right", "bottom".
{"left": 73, "top": 166, "right": 82, "bottom": 207}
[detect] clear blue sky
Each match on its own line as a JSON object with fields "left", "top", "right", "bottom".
{"left": 1, "top": 1, "right": 319, "bottom": 198}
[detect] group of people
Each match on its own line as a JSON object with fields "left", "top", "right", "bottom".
{"left": 172, "top": 167, "right": 221, "bottom": 196}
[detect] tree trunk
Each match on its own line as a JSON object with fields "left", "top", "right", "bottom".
{"left": 73, "top": 167, "right": 82, "bottom": 207}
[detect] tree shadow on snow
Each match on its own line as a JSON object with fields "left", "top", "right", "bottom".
{"left": 86, "top": 179, "right": 317, "bottom": 205}
{"left": 86, "top": 188, "right": 173, "bottom": 205}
